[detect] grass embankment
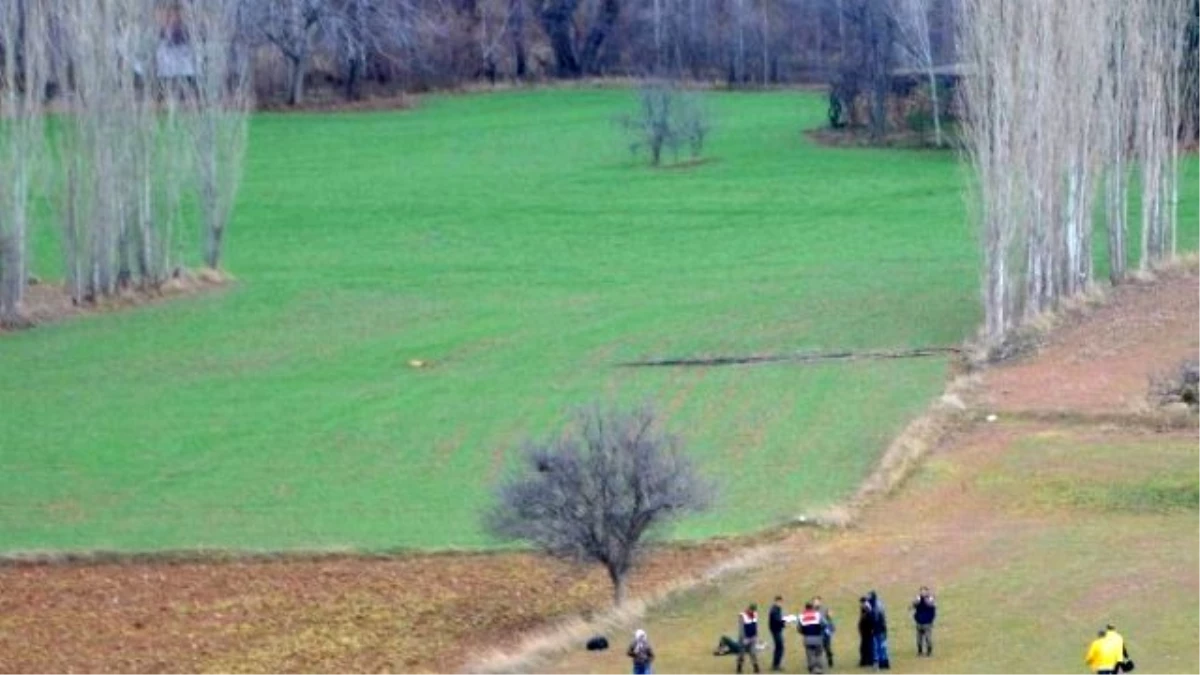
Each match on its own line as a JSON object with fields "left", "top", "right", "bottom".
{"left": 1, "top": 89, "right": 1196, "bottom": 551}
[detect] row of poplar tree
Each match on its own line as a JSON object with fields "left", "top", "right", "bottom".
{"left": 0, "top": 0, "right": 249, "bottom": 326}
{"left": 961, "top": 0, "right": 1193, "bottom": 346}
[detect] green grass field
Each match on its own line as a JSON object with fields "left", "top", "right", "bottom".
{"left": 1, "top": 89, "right": 1196, "bottom": 552}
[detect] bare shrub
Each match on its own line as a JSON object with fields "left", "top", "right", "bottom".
{"left": 619, "top": 81, "right": 710, "bottom": 166}
{"left": 1150, "top": 359, "right": 1200, "bottom": 409}
{"left": 485, "top": 404, "right": 712, "bottom": 606}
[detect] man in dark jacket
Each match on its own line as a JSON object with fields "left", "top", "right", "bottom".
{"left": 769, "top": 596, "right": 786, "bottom": 671}
{"left": 911, "top": 586, "right": 937, "bottom": 657}
{"left": 627, "top": 629, "right": 654, "bottom": 675}
{"left": 868, "top": 591, "right": 890, "bottom": 669}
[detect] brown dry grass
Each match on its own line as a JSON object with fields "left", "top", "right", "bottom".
{"left": 1, "top": 269, "right": 231, "bottom": 335}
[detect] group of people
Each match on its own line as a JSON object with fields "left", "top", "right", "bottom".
{"left": 700, "top": 586, "right": 935, "bottom": 674}
{"left": 626, "top": 591, "right": 1138, "bottom": 674}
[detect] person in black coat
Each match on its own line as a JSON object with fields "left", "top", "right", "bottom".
{"left": 868, "top": 591, "right": 890, "bottom": 670}
{"left": 769, "top": 596, "right": 786, "bottom": 671}
{"left": 857, "top": 597, "right": 875, "bottom": 668}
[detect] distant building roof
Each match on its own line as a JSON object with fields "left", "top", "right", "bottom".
{"left": 890, "top": 63, "right": 971, "bottom": 79}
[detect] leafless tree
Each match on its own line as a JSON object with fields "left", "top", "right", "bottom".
{"left": 242, "top": 0, "right": 336, "bottom": 105}
{"left": 1131, "top": 0, "right": 1188, "bottom": 269}
{"left": 0, "top": 0, "right": 48, "bottom": 326}
{"left": 54, "top": 0, "right": 171, "bottom": 299}
{"left": 888, "top": 0, "right": 942, "bottom": 146}
{"left": 619, "top": 80, "right": 710, "bottom": 166}
{"left": 486, "top": 405, "right": 711, "bottom": 606}
{"left": 961, "top": 0, "right": 1190, "bottom": 346}
{"left": 180, "top": 0, "right": 253, "bottom": 270}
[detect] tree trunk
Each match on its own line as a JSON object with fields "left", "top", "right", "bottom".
{"left": 345, "top": 55, "right": 363, "bottom": 101}
{"left": 509, "top": 0, "right": 527, "bottom": 79}
{"left": 608, "top": 565, "right": 628, "bottom": 606}
{"left": 927, "top": 69, "right": 942, "bottom": 147}
{"left": 538, "top": 0, "right": 581, "bottom": 77}
{"left": 579, "top": 0, "right": 620, "bottom": 75}
{"left": 288, "top": 54, "right": 307, "bottom": 106}
{"left": 206, "top": 225, "right": 224, "bottom": 269}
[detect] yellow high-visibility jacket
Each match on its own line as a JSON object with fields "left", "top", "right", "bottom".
{"left": 1085, "top": 631, "right": 1124, "bottom": 672}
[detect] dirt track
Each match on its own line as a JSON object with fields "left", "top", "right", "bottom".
{"left": 2, "top": 271, "right": 1196, "bottom": 674}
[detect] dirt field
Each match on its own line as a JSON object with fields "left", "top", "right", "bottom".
{"left": 1, "top": 272, "right": 1195, "bottom": 674}
{"left": 0, "top": 545, "right": 739, "bottom": 673}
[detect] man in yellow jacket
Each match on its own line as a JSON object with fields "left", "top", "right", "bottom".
{"left": 1085, "top": 625, "right": 1126, "bottom": 674}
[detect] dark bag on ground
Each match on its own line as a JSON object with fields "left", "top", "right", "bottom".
{"left": 586, "top": 636, "right": 609, "bottom": 651}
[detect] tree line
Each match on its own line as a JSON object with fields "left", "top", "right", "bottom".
{"left": 960, "top": 0, "right": 1196, "bottom": 349}
{"left": 0, "top": 0, "right": 249, "bottom": 326}
{"left": 227, "top": 0, "right": 959, "bottom": 107}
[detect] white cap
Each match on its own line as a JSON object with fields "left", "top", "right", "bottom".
{"left": 634, "top": 629, "right": 647, "bottom": 640}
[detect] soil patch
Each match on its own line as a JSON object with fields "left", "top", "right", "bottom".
{"left": 978, "top": 271, "right": 1199, "bottom": 415}
{"left": 0, "top": 544, "right": 731, "bottom": 673}
{"left": 0, "top": 270, "right": 230, "bottom": 334}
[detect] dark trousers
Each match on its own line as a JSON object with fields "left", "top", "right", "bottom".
{"left": 916, "top": 623, "right": 933, "bottom": 656}
{"left": 822, "top": 633, "right": 833, "bottom": 666}
{"left": 771, "top": 630, "right": 784, "bottom": 671}
{"left": 803, "top": 637, "right": 826, "bottom": 674}
{"left": 737, "top": 637, "right": 760, "bottom": 673}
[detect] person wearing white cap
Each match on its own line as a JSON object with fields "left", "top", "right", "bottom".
{"left": 628, "top": 628, "right": 655, "bottom": 674}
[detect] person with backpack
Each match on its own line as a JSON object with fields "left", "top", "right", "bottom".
{"left": 627, "top": 629, "right": 655, "bottom": 675}
{"left": 769, "top": 596, "right": 786, "bottom": 671}
{"left": 798, "top": 601, "right": 827, "bottom": 674}
{"left": 737, "top": 603, "right": 762, "bottom": 674}
{"left": 911, "top": 586, "right": 937, "bottom": 657}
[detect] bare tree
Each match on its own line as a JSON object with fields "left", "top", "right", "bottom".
{"left": 619, "top": 80, "right": 710, "bottom": 166}
{"left": 243, "top": 0, "right": 335, "bottom": 105}
{"left": 180, "top": 0, "right": 253, "bottom": 270}
{"left": 888, "top": 0, "right": 942, "bottom": 146}
{"left": 0, "top": 0, "right": 48, "bottom": 326}
{"left": 961, "top": 0, "right": 1190, "bottom": 347}
{"left": 486, "top": 405, "right": 711, "bottom": 606}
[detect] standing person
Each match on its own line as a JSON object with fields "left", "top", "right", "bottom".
{"left": 1086, "top": 628, "right": 1121, "bottom": 674}
{"left": 627, "top": 629, "right": 655, "bottom": 675}
{"left": 737, "top": 603, "right": 762, "bottom": 674}
{"left": 857, "top": 597, "right": 875, "bottom": 668}
{"left": 769, "top": 596, "right": 786, "bottom": 672}
{"left": 911, "top": 586, "right": 937, "bottom": 657}
{"left": 1089, "top": 624, "right": 1132, "bottom": 667}
{"left": 798, "top": 602, "right": 827, "bottom": 674}
{"left": 812, "top": 596, "right": 835, "bottom": 668}
{"left": 867, "top": 590, "right": 890, "bottom": 670}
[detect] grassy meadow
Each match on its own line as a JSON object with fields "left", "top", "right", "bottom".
{"left": 1, "top": 89, "right": 1196, "bottom": 552}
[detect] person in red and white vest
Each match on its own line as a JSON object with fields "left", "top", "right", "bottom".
{"left": 736, "top": 603, "right": 762, "bottom": 674}
{"left": 798, "top": 602, "right": 828, "bottom": 674}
